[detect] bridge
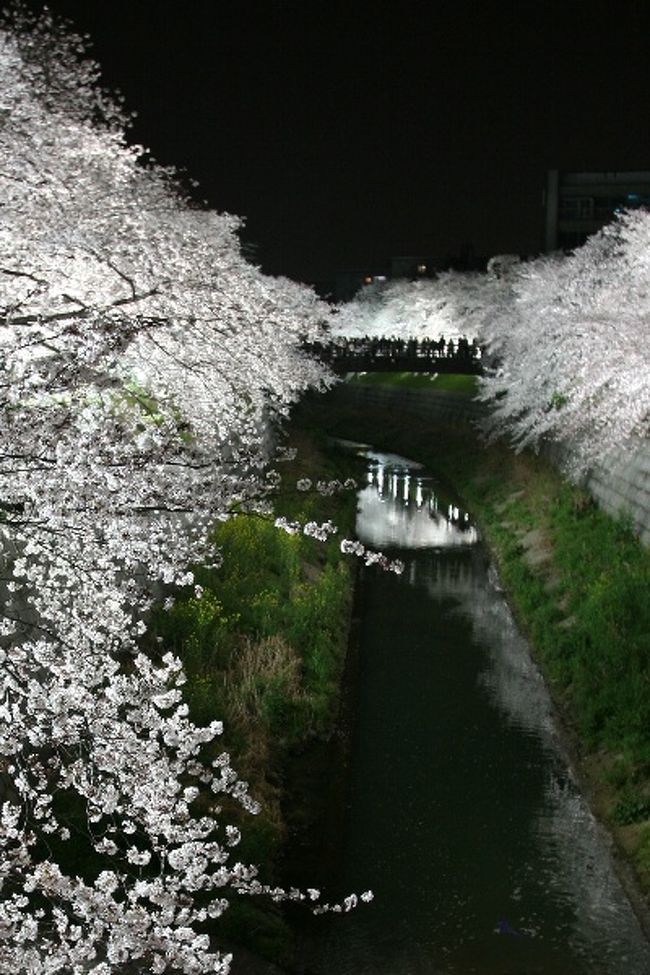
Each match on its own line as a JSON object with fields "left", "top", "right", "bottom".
{"left": 304, "top": 336, "right": 484, "bottom": 375}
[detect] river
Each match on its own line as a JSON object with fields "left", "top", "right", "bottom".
{"left": 296, "top": 442, "right": 650, "bottom": 975}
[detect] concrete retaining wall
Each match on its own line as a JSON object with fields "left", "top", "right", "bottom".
{"left": 586, "top": 440, "right": 650, "bottom": 547}
{"left": 329, "top": 381, "right": 650, "bottom": 547}
{"left": 331, "top": 381, "right": 486, "bottom": 425}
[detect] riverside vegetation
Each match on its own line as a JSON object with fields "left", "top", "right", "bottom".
{"left": 138, "top": 377, "right": 650, "bottom": 963}
{"left": 144, "top": 428, "right": 360, "bottom": 965}
{"left": 302, "top": 376, "right": 650, "bottom": 917}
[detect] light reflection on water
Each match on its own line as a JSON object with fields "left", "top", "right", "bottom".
{"left": 299, "top": 444, "right": 650, "bottom": 975}
{"left": 414, "top": 552, "right": 650, "bottom": 972}
{"left": 356, "top": 449, "right": 478, "bottom": 551}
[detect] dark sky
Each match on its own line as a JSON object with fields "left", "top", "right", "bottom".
{"left": 15, "top": 0, "right": 650, "bottom": 284}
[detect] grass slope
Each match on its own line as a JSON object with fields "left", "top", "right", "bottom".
{"left": 348, "top": 371, "right": 478, "bottom": 394}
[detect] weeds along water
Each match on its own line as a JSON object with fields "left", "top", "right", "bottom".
{"left": 143, "top": 425, "right": 362, "bottom": 965}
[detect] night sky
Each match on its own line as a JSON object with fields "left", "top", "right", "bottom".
{"left": 15, "top": 1, "right": 650, "bottom": 286}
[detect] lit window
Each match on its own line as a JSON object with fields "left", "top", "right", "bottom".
{"left": 417, "top": 264, "right": 427, "bottom": 274}
{"left": 364, "top": 275, "right": 373, "bottom": 285}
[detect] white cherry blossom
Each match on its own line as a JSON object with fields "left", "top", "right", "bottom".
{"left": 0, "top": 7, "right": 367, "bottom": 973}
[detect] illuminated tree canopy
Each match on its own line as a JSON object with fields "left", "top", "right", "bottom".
{"left": 0, "top": 7, "right": 350, "bottom": 973}
{"left": 476, "top": 214, "right": 650, "bottom": 473}
{"left": 331, "top": 271, "right": 497, "bottom": 343}
{"left": 333, "top": 226, "right": 650, "bottom": 476}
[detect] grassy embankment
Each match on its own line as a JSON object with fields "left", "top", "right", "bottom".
{"left": 305, "top": 374, "right": 650, "bottom": 908}
{"left": 146, "top": 427, "right": 359, "bottom": 963}
{"left": 350, "top": 370, "right": 478, "bottom": 393}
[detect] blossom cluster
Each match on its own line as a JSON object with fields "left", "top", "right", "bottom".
{"left": 295, "top": 476, "right": 357, "bottom": 494}
{"left": 340, "top": 539, "right": 405, "bottom": 575}
{"left": 273, "top": 518, "right": 404, "bottom": 573}
{"left": 274, "top": 516, "right": 340, "bottom": 543}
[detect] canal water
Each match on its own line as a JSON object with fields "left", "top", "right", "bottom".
{"left": 298, "top": 443, "right": 650, "bottom": 975}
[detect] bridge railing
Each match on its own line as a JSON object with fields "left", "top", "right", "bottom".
{"left": 303, "top": 336, "right": 484, "bottom": 375}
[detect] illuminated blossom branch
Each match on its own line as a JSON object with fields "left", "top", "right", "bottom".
{"left": 273, "top": 517, "right": 404, "bottom": 574}
{"left": 276, "top": 477, "right": 406, "bottom": 573}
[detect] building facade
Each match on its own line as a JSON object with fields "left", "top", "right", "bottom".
{"left": 544, "top": 170, "right": 650, "bottom": 251}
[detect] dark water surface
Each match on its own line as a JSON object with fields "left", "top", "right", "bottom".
{"left": 298, "top": 444, "right": 650, "bottom": 975}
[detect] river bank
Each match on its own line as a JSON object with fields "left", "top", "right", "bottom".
{"left": 145, "top": 425, "right": 361, "bottom": 969}
{"left": 296, "top": 382, "right": 650, "bottom": 937}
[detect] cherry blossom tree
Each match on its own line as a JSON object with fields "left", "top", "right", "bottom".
{"left": 332, "top": 215, "right": 649, "bottom": 478}
{"left": 331, "top": 271, "right": 498, "bottom": 343}
{"left": 476, "top": 213, "right": 650, "bottom": 474}
{"left": 0, "top": 7, "right": 371, "bottom": 973}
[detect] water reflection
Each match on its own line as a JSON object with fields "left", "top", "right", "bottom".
{"left": 300, "top": 444, "right": 650, "bottom": 975}
{"left": 356, "top": 450, "right": 478, "bottom": 551}
{"left": 413, "top": 551, "right": 650, "bottom": 972}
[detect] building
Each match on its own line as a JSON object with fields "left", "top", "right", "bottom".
{"left": 333, "top": 268, "right": 389, "bottom": 302}
{"left": 544, "top": 170, "right": 650, "bottom": 251}
{"left": 389, "top": 256, "right": 436, "bottom": 278}
{"left": 391, "top": 247, "right": 486, "bottom": 277}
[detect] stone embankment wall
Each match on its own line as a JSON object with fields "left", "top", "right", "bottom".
{"left": 586, "top": 441, "right": 650, "bottom": 547}
{"left": 332, "top": 381, "right": 485, "bottom": 425}
{"left": 331, "top": 381, "right": 650, "bottom": 547}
